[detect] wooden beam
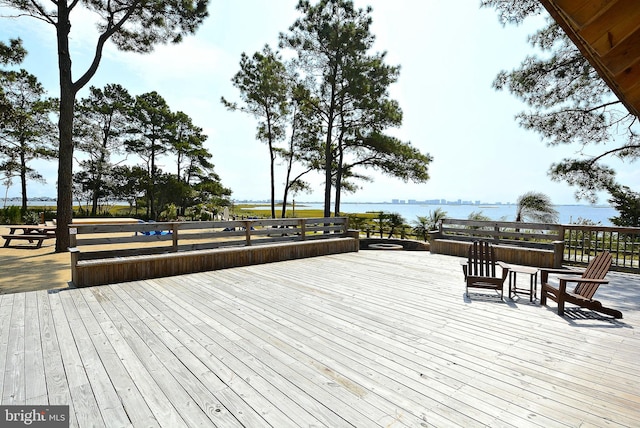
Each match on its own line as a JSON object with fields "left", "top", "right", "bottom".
{"left": 540, "top": 0, "right": 640, "bottom": 118}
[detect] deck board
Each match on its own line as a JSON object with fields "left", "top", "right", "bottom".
{"left": 69, "top": 287, "right": 161, "bottom": 427}
{"left": 24, "top": 292, "right": 46, "bottom": 405}
{"left": 4, "top": 293, "right": 25, "bottom": 404}
{"left": 1, "top": 251, "right": 639, "bottom": 427}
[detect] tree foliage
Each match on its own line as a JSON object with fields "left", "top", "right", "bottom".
{"left": 125, "top": 91, "right": 175, "bottom": 219}
{"left": 0, "top": 66, "right": 57, "bottom": 212}
{"left": 0, "top": 0, "right": 210, "bottom": 251}
{"left": 0, "top": 38, "right": 26, "bottom": 122}
{"left": 75, "top": 84, "right": 134, "bottom": 215}
{"left": 412, "top": 208, "right": 447, "bottom": 241}
{"left": 171, "top": 111, "right": 210, "bottom": 183}
{"left": 222, "top": 45, "right": 290, "bottom": 218}
{"left": 71, "top": 84, "right": 230, "bottom": 220}
{"left": 277, "top": 88, "right": 318, "bottom": 218}
{"left": 0, "top": 38, "right": 26, "bottom": 66}
{"left": 481, "top": 0, "right": 640, "bottom": 203}
{"left": 607, "top": 185, "right": 640, "bottom": 227}
{"left": 515, "top": 191, "right": 559, "bottom": 223}
{"left": 220, "top": 1, "right": 431, "bottom": 217}
{"left": 280, "top": 0, "right": 431, "bottom": 216}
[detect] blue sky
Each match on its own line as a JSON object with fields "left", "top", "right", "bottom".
{"left": 1, "top": 1, "right": 636, "bottom": 205}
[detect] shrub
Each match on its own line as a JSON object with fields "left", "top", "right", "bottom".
{"left": 0, "top": 206, "right": 22, "bottom": 224}
{"left": 22, "top": 210, "right": 41, "bottom": 225}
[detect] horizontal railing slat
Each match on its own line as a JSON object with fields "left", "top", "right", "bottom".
{"left": 441, "top": 218, "right": 561, "bottom": 231}
{"left": 71, "top": 217, "right": 348, "bottom": 254}
{"left": 434, "top": 219, "right": 640, "bottom": 272}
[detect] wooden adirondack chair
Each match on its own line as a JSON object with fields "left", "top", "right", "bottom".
{"left": 462, "top": 241, "right": 509, "bottom": 298}
{"left": 540, "top": 251, "right": 622, "bottom": 319}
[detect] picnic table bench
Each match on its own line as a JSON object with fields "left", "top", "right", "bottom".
{"left": 2, "top": 225, "right": 56, "bottom": 248}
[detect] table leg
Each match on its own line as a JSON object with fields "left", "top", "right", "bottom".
{"left": 510, "top": 271, "right": 517, "bottom": 299}
{"left": 529, "top": 273, "right": 534, "bottom": 302}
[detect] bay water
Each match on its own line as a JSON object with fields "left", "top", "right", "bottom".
{"left": 13, "top": 198, "right": 618, "bottom": 226}
{"left": 293, "top": 202, "right": 618, "bottom": 226}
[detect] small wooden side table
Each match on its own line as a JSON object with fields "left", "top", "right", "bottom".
{"left": 508, "top": 265, "right": 539, "bottom": 302}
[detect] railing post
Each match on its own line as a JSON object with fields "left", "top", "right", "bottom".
{"left": 69, "top": 227, "right": 78, "bottom": 285}
{"left": 552, "top": 240, "right": 565, "bottom": 268}
{"left": 299, "top": 219, "right": 306, "bottom": 241}
{"left": 172, "top": 223, "right": 179, "bottom": 252}
{"left": 244, "top": 220, "right": 252, "bottom": 246}
{"left": 69, "top": 226, "right": 77, "bottom": 248}
{"left": 557, "top": 225, "right": 566, "bottom": 264}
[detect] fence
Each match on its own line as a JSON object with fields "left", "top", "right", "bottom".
{"left": 69, "top": 217, "right": 357, "bottom": 286}
{"left": 428, "top": 219, "right": 564, "bottom": 268}
{"left": 562, "top": 224, "right": 640, "bottom": 272}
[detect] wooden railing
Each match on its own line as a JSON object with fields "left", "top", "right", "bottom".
{"left": 69, "top": 217, "right": 349, "bottom": 260}
{"left": 69, "top": 217, "right": 356, "bottom": 287}
{"left": 428, "top": 219, "right": 564, "bottom": 268}
{"left": 431, "top": 218, "right": 563, "bottom": 249}
{"left": 429, "top": 219, "right": 640, "bottom": 273}
{"left": 562, "top": 224, "right": 640, "bottom": 272}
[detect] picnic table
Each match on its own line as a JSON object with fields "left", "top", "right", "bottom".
{"left": 2, "top": 225, "right": 56, "bottom": 248}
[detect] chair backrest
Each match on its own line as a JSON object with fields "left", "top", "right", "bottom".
{"left": 574, "top": 251, "right": 612, "bottom": 299}
{"left": 467, "top": 241, "right": 497, "bottom": 278}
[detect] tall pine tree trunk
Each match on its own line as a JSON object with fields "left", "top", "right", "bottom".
{"left": 19, "top": 147, "right": 27, "bottom": 213}
{"left": 267, "top": 115, "right": 276, "bottom": 219}
{"left": 323, "top": 105, "right": 335, "bottom": 218}
{"left": 333, "top": 126, "right": 346, "bottom": 216}
{"left": 333, "top": 146, "right": 343, "bottom": 217}
{"left": 55, "top": 1, "right": 75, "bottom": 252}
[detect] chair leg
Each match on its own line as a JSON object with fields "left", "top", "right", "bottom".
{"left": 557, "top": 299, "right": 565, "bottom": 316}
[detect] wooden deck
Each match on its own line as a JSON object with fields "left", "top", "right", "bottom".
{"left": 1, "top": 251, "right": 639, "bottom": 427}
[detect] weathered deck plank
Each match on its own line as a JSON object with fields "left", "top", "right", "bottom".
{"left": 0, "top": 251, "right": 639, "bottom": 427}
{"left": 24, "top": 292, "right": 46, "bottom": 405}
{"left": 143, "top": 277, "right": 341, "bottom": 428}
{"left": 3, "top": 293, "right": 25, "bottom": 404}
{"left": 58, "top": 290, "right": 131, "bottom": 427}
{"left": 48, "top": 292, "right": 105, "bottom": 428}
{"left": 69, "top": 288, "right": 160, "bottom": 427}
{"left": 0, "top": 294, "right": 13, "bottom": 401}
{"left": 115, "top": 282, "right": 274, "bottom": 428}
{"left": 80, "top": 287, "right": 191, "bottom": 428}
{"left": 212, "top": 264, "right": 569, "bottom": 426}
{"left": 36, "top": 291, "right": 78, "bottom": 428}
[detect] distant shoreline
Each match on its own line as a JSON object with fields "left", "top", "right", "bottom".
{"left": 3, "top": 198, "right": 613, "bottom": 209}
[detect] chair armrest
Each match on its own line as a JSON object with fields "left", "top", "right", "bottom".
{"left": 557, "top": 276, "right": 608, "bottom": 296}
{"left": 557, "top": 276, "right": 608, "bottom": 284}
{"left": 540, "top": 268, "right": 582, "bottom": 275}
{"left": 540, "top": 267, "right": 583, "bottom": 284}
